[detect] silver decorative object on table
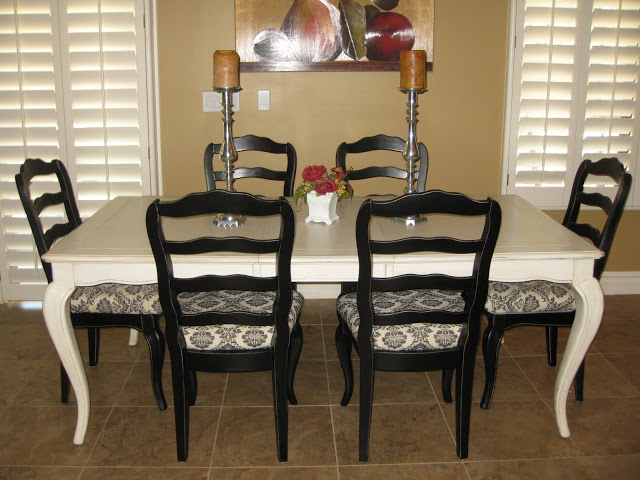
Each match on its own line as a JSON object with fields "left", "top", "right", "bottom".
{"left": 214, "top": 85, "right": 245, "bottom": 228}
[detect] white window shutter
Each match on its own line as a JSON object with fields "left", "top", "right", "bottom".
{"left": 504, "top": 0, "right": 640, "bottom": 208}
{"left": 0, "top": 0, "right": 152, "bottom": 300}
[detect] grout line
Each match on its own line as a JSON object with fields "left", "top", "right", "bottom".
{"left": 208, "top": 372, "right": 229, "bottom": 476}
{"left": 320, "top": 320, "right": 342, "bottom": 478}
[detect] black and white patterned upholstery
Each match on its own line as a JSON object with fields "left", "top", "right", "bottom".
{"left": 485, "top": 281, "right": 576, "bottom": 315}
{"left": 70, "top": 283, "right": 161, "bottom": 315}
{"left": 337, "top": 290, "right": 465, "bottom": 351}
{"left": 178, "top": 290, "right": 304, "bottom": 351}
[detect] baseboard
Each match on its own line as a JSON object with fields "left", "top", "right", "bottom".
{"left": 601, "top": 271, "right": 640, "bottom": 295}
{"left": 297, "top": 274, "right": 640, "bottom": 299}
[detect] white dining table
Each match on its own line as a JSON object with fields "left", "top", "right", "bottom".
{"left": 42, "top": 194, "right": 603, "bottom": 445}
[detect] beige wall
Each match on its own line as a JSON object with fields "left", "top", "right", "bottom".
{"left": 156, "top": 0, "right": 640, "bottom": 273}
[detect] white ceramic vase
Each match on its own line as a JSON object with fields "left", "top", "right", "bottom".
{"left": 305, "top": 190, "right": 339, "bottom": 224}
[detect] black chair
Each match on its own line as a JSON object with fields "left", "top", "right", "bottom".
{"left": 335, "top": 191, "right": 502, "bottom": 460}
{"left": 335, "top": 134, "right": 429, "bottom": 194}
{"left": 146, "top": 190, "right": 304, "bottom": 462}
{"left": 204, "top": 134, "right": 297, "bottom": 196}
{"left": 15, "top": 158, "right": 166, "bottom": 409}
{"left": 480, "top": 157, "right": 632, "bottom": 409}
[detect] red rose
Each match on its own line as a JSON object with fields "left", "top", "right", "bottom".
{"left": 302, "top": 165, "right": 327, "bottom": 182}
{"left": 315, "top": 179, "right": 339, "bottom": 195}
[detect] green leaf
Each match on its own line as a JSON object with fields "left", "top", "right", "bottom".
{"left": 339, "top": 0, "right": 366, "bottom": 60}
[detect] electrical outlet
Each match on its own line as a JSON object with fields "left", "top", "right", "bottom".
{"left": 202, "top": 91, "right": 239, "bottom": 112}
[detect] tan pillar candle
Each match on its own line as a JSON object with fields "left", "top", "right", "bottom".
{"left": 400, "top": 50, "right": 426, "bottom": 89}
{"left": 213, "top": 50, "right": 240, "bottom": 88}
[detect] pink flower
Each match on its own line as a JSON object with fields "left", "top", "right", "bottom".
{"left": 302, "top": 165, "right": 327, "bottom": 182}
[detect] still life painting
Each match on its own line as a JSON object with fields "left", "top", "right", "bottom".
{"left": 235, "top": 0, "right": 434, "bottom": 71}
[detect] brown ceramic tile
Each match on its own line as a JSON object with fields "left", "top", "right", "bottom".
{"left": 289, "top": 360, "right": 330, "bottom": 405}
{"left": 0, "top": 406, "right": 110, "bottom": 466}
{"left": 603, "top": 352, "right": 640, "bottom": 390}
{"left": 565, "top": 397, "right": 640, "bottom": 455}
{"left": 15, "top": 360, "right": 134, "bottom": 407}
{"left": 0, "top": 301, "right": 46, "bottom": 325}
{"left": 80, "top": 467, "right": 209, "bottom": 479}
{"left": 591, "top": 318, "right": 640, "bottom": 354}
{"left": 340, "top": 464, "right": 468, "bottom": 479}
{"left": 501, "top": 325, "right": 571, "bottom": 357}
{"left": 516, "top": 353, "right": 639, "bottom": 400}
{"left": 603, "top": 295, "right": 640, "bottom": 320}
{"left": 441, "top": 400, "right": 581, "bottom": 460}
{"left": 579, "top": 454, "right": 640, "bottom": 480}
{"left": 212, "top": 406, "right": 336, "bottom": 467}
{"left": 0, "top": 466, "right": 83, "bottom": 479}
{"left": 332, "top": 403, "right": 459, "bottom": 464}
{"left": 323, "top": 324, "right": 339, "bottom": 361}
{"left": 0, "top": 324, "right": 54, "bottom": 361}
{"left": 465, "top": 458, "right": 599, "bottom": 479}
{"left": 223, "top": 371, "right": 275, "bottom": 407}
{"left": 0, "top": 360, "right": 41, "bottom": 407}
{"left": 209, "top": 467, "right": 339, "bottom": 479}
{"left": 469, "top": 355, "right": 540, "bottom": 403}
{"left": 300, "top": 325, "right": 327, "bottom": 362}
{"left": 88, "top": 406, "right": 218, "bottom": 467}
{"left": 75, "top": 328, "right": 144, "bottom": 363}
{"left": 117, "top": 363, "right": 226, "bottom": 407}
{"left": 297, "top": 299, "right": 318, "bottom": 325}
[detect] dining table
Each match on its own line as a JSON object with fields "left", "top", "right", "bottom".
{"left": 42, "top": 194, "right": 603, "bottom": 445}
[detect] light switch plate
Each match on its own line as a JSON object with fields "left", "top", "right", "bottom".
{"left": 202, "top": 91, "right": 239, "bottom": 112}
{"left": 258, "top": 90, "right": 270, "bottom": 111}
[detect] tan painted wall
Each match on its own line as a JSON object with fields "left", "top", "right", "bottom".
{"left": 156, "top": 0, "right": 639, "bottom": 273}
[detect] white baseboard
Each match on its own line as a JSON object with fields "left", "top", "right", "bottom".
{"left": 297, "top": 273, "right": 640, "bottom": 299}
{"left": 601, "top": 271, "right": 640, "bottom": 295}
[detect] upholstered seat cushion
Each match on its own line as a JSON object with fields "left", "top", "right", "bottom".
{"left": 485, "top": 280, "right": 576, "bottom": 315}
{"left": 70, "top": 283, "right": 161, "bottom": 315}
{"left": 178, "top": 290, "right": 304, "bottom": 351}
{"left": 337, "top": 290, "right": 465, "bottom": 352}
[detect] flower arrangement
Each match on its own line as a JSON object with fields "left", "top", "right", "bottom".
{"left": 294, "top": 165, "right": 353, "bottom": 203}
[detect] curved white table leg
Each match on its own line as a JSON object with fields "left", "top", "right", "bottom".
{"left": 43, "top": 281, "right": 90, "bottom": 445}
{"left": 554, "top": 276, "right": 603, "bottom": 437}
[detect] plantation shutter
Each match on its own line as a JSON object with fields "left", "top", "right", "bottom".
{"left": 504, "top": 0, "right": 640, "bottom": 208}
{"left": 0, "top": 0, "right": 152, "bottom": 301}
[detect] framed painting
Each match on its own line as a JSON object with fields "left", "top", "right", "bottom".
{"left": 235, "top": 0, "right": 434, "bottom": 72}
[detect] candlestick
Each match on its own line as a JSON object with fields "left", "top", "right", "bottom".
{"left": 400, "top": 50, "right": 426, "bottom": 90}
{"left": 213, "top": 50, "right": 240, "bottom": 88}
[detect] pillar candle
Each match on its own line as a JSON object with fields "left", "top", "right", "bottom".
{"left": 400, "top": 50, "right": 426, "bottom": 89}
{"left": 213, "top": 50, "right": 240, "bottom": 88}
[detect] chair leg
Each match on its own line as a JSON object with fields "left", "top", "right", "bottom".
{"left": 187, "top": 369, "right": 198, "bottom": 407}
{"left": 456, "top": 351, "right": 476, "bottom": 460}
{"left": 141, "top": 315, "right": 167, "bottom": 411}
{"left": 358, "top": 352, "right": 374, "bottom": 462}
{"left": 287, "top": 322, "right": 303, "bottom": 405}
{"left": 274, "top": 349, "right": 289, "bottom": 462}
{"left": 170, "top": 352, "right": 190, "bottom": 462}
{"left": 87, "top": 328, "right": 100, "bottom": 366}
{"left": 574, "top": 359, "right": 585, "bottom": 402}
{"left": 335, "top": 322, "right": 354, "bottom": 406}
{"left": 60, "top": 363, "right": 70, "bottom": 403}
{"left": 546, "top": 326, "right": 558, "bottom": 367}
{"left": 480, "top": 314, "right": 504, "bottom": 410}
{"left": 441, "top": 369, "right": 454, "bottom": 403}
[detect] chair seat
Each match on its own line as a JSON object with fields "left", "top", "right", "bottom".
{"left": 485, "top": 280, "right": 577, "bottom": 315}
{"left": 178, "top": 290, "right": 304, "bottom": 351}
{"left": 70, "top": 283, "right": 161, "bottom": 315}
{"left": 337, "top": 290, "right": 465, "bottom": 352}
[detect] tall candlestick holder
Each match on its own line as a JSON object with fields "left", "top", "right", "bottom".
{"left": 393, "top": 86, "right": 428, "bottom": 226}
{"left": 214, "top": 86, "right": 245, "bottom": 228}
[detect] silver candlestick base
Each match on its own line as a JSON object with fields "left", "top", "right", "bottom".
{"left": 213, "top": 86, "right": 245, "bottom": 228}
{"left": 394, "top": 86, "right": 428, "bottom": 226}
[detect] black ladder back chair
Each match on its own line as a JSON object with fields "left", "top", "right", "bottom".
{"left": 335, "top": 191, "right": 502, "bottom": 460}
{"left": 15, "top": 158, "right": 166, "bottom": 409}
{"left": 335, "top": 134, "right": 429, "bottom": 194}
{"left": 146, "top": 190, "right": 304, "bottom": 462}
{"left": 480, "top": 157, "right": 632, "bottom": 409}
{"left": 204, "top": 134, "right": 297, "bottom": 196}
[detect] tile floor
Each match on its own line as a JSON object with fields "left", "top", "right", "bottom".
{"left": 0, "top": 296, "right": 638, "bottom": 479}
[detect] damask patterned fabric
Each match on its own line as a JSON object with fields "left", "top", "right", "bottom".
{"left": 70, "top": 283, "right": 161, "bottom": 315}
{"left": 178, "top": 290, "right": 304, "bottom": 351}
{"left": 337, "top": 290, "right": 465, "bottom": 352}
{"left": 485, "top": 281, "right": 576, "bottom": 315}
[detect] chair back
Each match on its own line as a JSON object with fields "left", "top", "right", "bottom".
{"left": 15, "top": 158, "right": 82, "bottom": 283}
{"left": 146, "top": 190, "right": 295, "bottom": 343}
{"left": 354, "top": 191, "right": 501, "bottom": 352}
{"left": 204, "top": 134, "right": 297, "bottom": 196}
{"left": 335, "top": 134, "right": 429, "bottom": 193}
{"left": 563, "top": 157, "right": 632, "bottom": 279}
